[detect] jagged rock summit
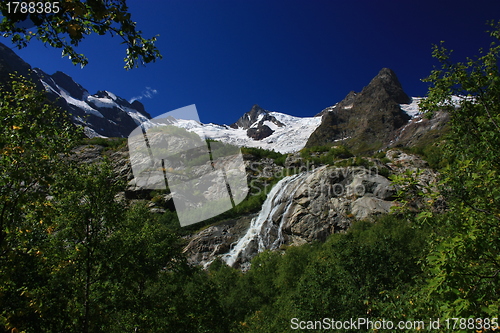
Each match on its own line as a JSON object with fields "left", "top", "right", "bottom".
{"left": 306, "top": 68, "right": 413, "bottom": 153}
{"left": 365, "top": 67, "right": 411, "bottom": 104}
{"left": 230, "top": 104, "right": 285, "bottom": 140}
{"left": 35, "top": 68, "right": 153, "bottom": 138}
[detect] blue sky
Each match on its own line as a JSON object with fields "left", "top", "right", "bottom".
{"left": 4, "top": 0, "right": 500, "bottom": 125}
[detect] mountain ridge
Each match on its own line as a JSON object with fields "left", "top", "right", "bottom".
{"left": 0, "top": 41, "right": 152, "bottom": 138}
{"left": 0, "top": 42, "right": 448, "bottom": 156}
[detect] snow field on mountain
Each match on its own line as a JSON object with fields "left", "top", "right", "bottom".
{"left": 171, "top": 112, "right": 322, "bottom": 154}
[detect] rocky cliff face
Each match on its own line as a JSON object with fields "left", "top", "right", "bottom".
{"left": 306, "top": 68, "right": 414, "bottom": 153}
{"left": 68, "top": 133, "right": 440, "bottom": 271}
{"left": 183, "top": 150, "right": 439, "bottom": 270}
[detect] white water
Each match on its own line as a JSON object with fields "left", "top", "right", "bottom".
{"left": 221, "top": 173, "right": 306, "bottom": 267}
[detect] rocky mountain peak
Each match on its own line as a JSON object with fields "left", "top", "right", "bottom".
{"left": 305, "top": 68, "right": 412, "bottom": 153}
{"left": 365, "top": 67, "right": 411, "bottom": 104}
{"left": 130, "top": 100, "right": 151, "bottom": 118}
{"left": 230, "top": 104, "right": 268, "bottom": 129}
{"left": 250, "top": 103, "right": 266, "bottom": 115}
{"left": 229, "top": 104, "right": 287, "bottom": 141}
{"left": 94, "top": 90, "right": 115, "bottom": 100}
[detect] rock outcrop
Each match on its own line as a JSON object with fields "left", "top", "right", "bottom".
{"left": 184, "top": 150, "right": 439, "bottom": 269}
{"left": 389, "top": 110, "right": 449, "bottom": 148}
{"left": 246, "top": 125, "right": 274, "bottom": 140}
{"left": 306, "top": 68, "right": 412, "bottom": 153}
{"left": 230, "top": 104, "right": 285, "bottom": 140}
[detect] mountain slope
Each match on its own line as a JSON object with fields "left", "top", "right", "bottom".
{"left": 0, "top": 42, "right": 38, "bottom": 87}
{"left": 0, "top": 41, "right": 154, "bottom": 138}
{"left": 306, "top": 68, "right": 413, "bottom": 153}
{"left": 35, "top": 68, "right": 154, "bottom": 138}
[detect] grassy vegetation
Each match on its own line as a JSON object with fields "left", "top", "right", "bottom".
{"left": 299, "top": 144, "right": 354, "bottom": 165}
{"left": 400, "top": 142, "right": 449, "bottom": 170}
{"left": 80, "top": 136, "right": 128, "bottom": 150}
{"left": 241, "top": 146, "right": 287, "bottom": 166}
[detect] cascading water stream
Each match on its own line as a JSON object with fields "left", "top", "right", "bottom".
{"left": 221, "top": 172, "right": 306, "bottom": 267}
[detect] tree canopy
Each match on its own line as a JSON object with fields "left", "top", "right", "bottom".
{"left": 416, "top": 20, "right": 500, "bottom": 318}
{"left": 0, "top": 0, "right": 162, "bottom": 69}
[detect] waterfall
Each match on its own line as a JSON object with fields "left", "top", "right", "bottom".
{"left": 221, "top": 172, "right": 306, "bottom": 267}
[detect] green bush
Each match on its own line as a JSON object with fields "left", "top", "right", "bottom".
{"left": 403, "top": 143, "right": 448, "bottom": 170}
{"left": 300, "top": 145, "right": 354, "bottom": 166}
{"left": 81, "top": 137, "right": 127, "bottom": 150}
{"left": 241, "top": 146, "right": 286, "bottom": 166}
{"left": 208, "top": 214, "right": 429, "bottom": 332}
{"left": 372, "top": 150, "right": 386, "bottom": 159}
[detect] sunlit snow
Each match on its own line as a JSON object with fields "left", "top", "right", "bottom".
{"left": 168, "top": 111, "right": 322, "bottom": 154}
{"left": 400, "top": 97, "right": 422, "bottom": 118}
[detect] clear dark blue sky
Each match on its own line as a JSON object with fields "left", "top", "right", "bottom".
{"left": 4, "top": 0, "right": 500, "bottom": 125}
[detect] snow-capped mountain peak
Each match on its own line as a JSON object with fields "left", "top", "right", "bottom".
{"left": 168, "top": 106, "right": 322, "bottom": 154}
{"left": 33, "top": 68, "right": 155, "bottom": 138}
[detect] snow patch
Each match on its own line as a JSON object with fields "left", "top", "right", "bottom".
{"left": 83, "top": 126, "right": 107, "bottom": 138}
{"left": 262, "top": 120, "right": 279, "bottom": 131}
{"left": 40, "top": 79, "right": 105, "bottom": 118}
{"left": 87, "top": 95, "right": 118, "bottom": 108}
{"left": 400, "top": 97, "right": 422, "bottom": 118}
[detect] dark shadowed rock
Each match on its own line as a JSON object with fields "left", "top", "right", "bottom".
{"left": 130, "top": 100, "right": 152, "bottom": 118}
{"left": 50, "top": 71, "right": 87, "bottom": 100}
{"left": 230, "top": 104, "right": 268, "bottom": 129}
{"left": 247, "top": 125, "right": 274, "bottom": 140}
{"left": 365, "top": 68, "right": 411, "bottom": 104}
{"left": 306, "top": 68, "right": 412, "bottom": 154}
{"left": 229, "top": 104, "right": 285, "bottom": 140}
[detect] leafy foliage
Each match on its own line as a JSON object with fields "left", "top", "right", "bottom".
{"left": 401, "top": 20, "right": 500, "bottom": 319}
{"left": 207, "top": 215, "right": 428, "bottom": 333}
{"left": 80, "top": 136, "right": 127, "bottom": 150}
{"left": 0, "top": 73, "right": 79, "bottom": 255}
{"left": 0, "top": 76, "right": 220, "bottom": 332}
{"left": 4, "top": 14, "right": 500, "bottom": 333}
{"left": 0, "top": 0, "right": 162, "bottom": 69}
